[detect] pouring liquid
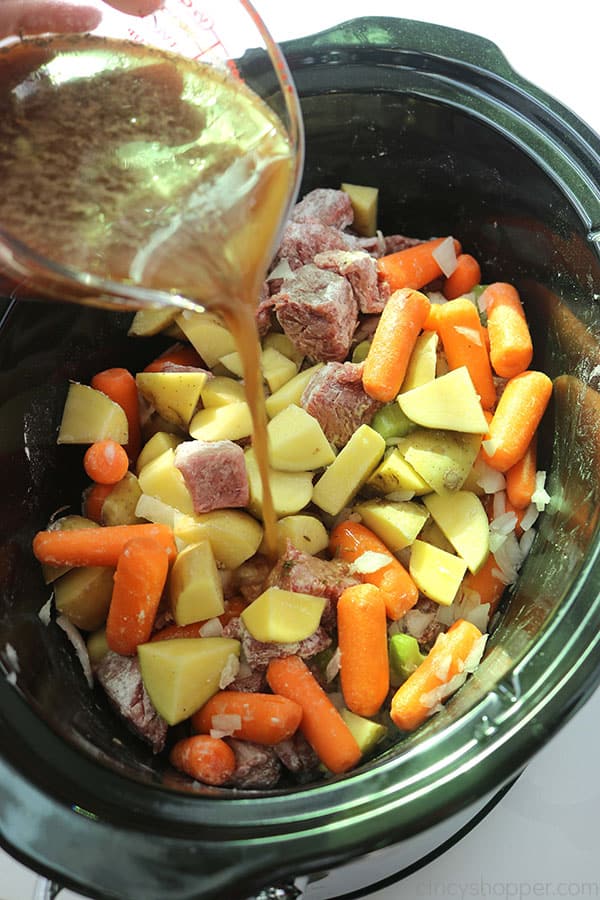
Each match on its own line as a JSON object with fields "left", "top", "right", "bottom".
{"left": 0, "top": 36, "right": 297, "bottom": 555}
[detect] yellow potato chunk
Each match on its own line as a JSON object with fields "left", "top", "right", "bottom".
{"left": 189, "top": 401, "right": 253, "bottom": 442}
{"left": 400, "top": 330, "right": 438, "bottom": 393}
{"left": 174, "top": 509, "right": 263, "bottom": 570}
{"left": 424, "top": 490, "right": 490, "bottom": 574}
{"left": 397, "top": 367, "right": 489, "bottom": 433}
{"left": 137, "top": 448, "right": 194, "bottom": 515}
{"left": 54, "top": 566, "right": 114, "bottom": 631}
{"left": 267, "top": 405, "right": 335, "bottom": 472}
{"left": 57, "top": 383, "right": 128, "bottom": 445}
{"left": 138, "top": 637, "right": 240, "bottom": 725}
{"left": 409, "top": 540, "right": 467, "bottom": 606}
{"left": 396, "top": 429, "right": 481, "bottom": 494}
{"left": 261, "top": 346, "right": 299, "bottom": 392}
{"left": 135, "top": 493, "right": 180, "bottom": 528}
{"left": 265, "top": 363, "right": 324, "bottom": 418}
{"left": 176, "top": 310, "right": 236, "bottom": 368}
{"left": 312, "top": 424, "right": 385, "bottom": 516}
{"left": 261, "top": 514, "right": 329, "bottom": 556}
{"left": 169, "top": 540, "right": 225, "bottom": 626}
{"left": 42, "top": 515, "right": 98, "bottom": 584}
{"left": 341, "top": 182, "right": 378, "bottom": 237}
{"left": 241, "top": 587, "right": 326, "bottom": 643}
{"left": 367, "top": 448, "right": 431, "bottom": 496}
{"left": 135, "top": 431, "right": 183, "bottom": 474}
{"left": 101, "top": 471, "right": 144, "bottom": 526}
{"left": 136, "top": 371, "right": 208, "bottom": 429}
{"left": 200, "top": 376, "right": 245, "bottom": 408}
{"left": 245, "top": 448, "right": 313, "bottom": 519}
{"left": 340, "top": 709, "right": 387, "bottom": 755}
{"left": 357, "top": 499, "right": 429, "bottom": 553}
{"left": 263, "top": 331, "right": 304, "bottom": 367}
{"left": 128, "top": 308, "right": 178, "bottom": 337}
{"left": 86, "top": 628, "right": 109, "bottom": 665}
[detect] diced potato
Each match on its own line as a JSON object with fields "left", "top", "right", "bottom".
{"left": 135, "top": 493, "right": 180, "bottom": 528}
{"left": 169, "top": 540, "right": 224, "bottom": 625}
{"left": 267, "top": 405, "right": 335, "bottom": 472}
{"left": 189, "top": 401, "right": 253, "bottom": 442}
{"left": 127, "top": 308, "right": 178, "bottom": 337}
{"left": 135, "top": 431, "right": 183, "bottom": 474}
{"left": 176, "top": 310, "right": 236, "bottom": 368}
{"left": 245, "top": 448, "right": 313, "bottom": 519}
{"left": 141, "top": 411, "right": 186, "bottom": 443}
{"left": 397, "top": 367, "right": 489, "bottom": 433}
{"left": 101, "top": 472, "right": 144, "bottom": 526}
{"left": 418, "top": 519, "right": 456, "bottom": 555}
{"left": 341, "top": 182, "right": 378, "bottom": 237}
{"left": 54, "top": 565, "right": 114, "bottom": 631}
{"left": 174, "top": 509, "right": 263, "bottom": 569}
{"left": 260, "top": 514, "right": 329, "bottom": 556}
{"left": 396, "top": 429, "right": 481, "bottom": 495}
{"left": 340, "top": 709, "right": 387, "bottom": 755}
{"left": 357, "top": 499, "right": 429, "bottom": 553}
{"left": 57, "top": 383, "right": 128, "bottom": 445}
{"left": 137, "top": 448, "right": 194, "bottom": 515}
{"left": 241, "top": 587, "right": 326, "bottom": 643}
{"left": 312, "top": 425, "right": 385, "bottom": 516}
{"left": 138, "top": 637, "right": 240, "bottom": 725}
{"left": 424, "top": 490, "right": 490, "bottom": 574}
{"left": 218, "top": 351, "right": 245, "bottom": 378}
{"left": 367, "top": 448, "right": 431, "bottom": 496}
{"left": 261, "top": 346, "right": 298, "bottom": 392}
{"left": 263, "top": 332, "right": 304, "bottom": 367}
{"left": 409, "top": 540, "right": 467, "bottom": 606}
{"left": 136, "top": 371, "right": 208, "bottom": 430}
{"left": 200, "top": 376, "right": 245, "bottom": 408}
{"left": 265, "top": 363, "right": 323, "bottom": 418}
{"left": 87, "top": 627, "right": 110, "bottom": 665}
{"left": 42, "top": 515, "right": 98, "bottom": 584}
{"left": 400, "top": 331, "right": 438, "bottom": 393}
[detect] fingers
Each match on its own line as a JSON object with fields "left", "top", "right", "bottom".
{"left": 0, "top": 1, "right": 101, "bottom": 36}
{"left": 103, "top": 0, "right": 163, "bottom": 13}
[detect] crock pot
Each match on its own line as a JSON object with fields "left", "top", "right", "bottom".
{"left": 0, "top": 17, "right": 599, "bottom": 900}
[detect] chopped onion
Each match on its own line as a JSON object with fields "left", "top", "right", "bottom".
{"left": 5, "top": 671, "right": 17, "bottom": 686}
{"left": 200, "top": 617, "right": 224, "bottom": 638}
{"left": 385, "top": 490, "right": 415, "bottom": 502}
{"left": 482, "top": 438, "right": 500, "bottom": 457}
{"left": 219, "top": 652, "right": 240, "bottom": 689}
{"left": 465, "top": 602, "right": 490, "bottom": 633}
{"left": 267, "top": 258, "right": 293, "bottom": 281}
{"left": 135, "top": 494, "right": 177, "bottom": 527}
{"left": 531, "top": 471, "right": 551, "bottom": 511}
{"left": 475, "top": 462, "right": 506, "bottom": 495}
{"left": 350, "top": 550, "right": 392, "bottom": 574}
{"left": 453, "top": 325, "right": 482, "bottom": 346}
{"left": 56, "top": 615, "right": 93, "bottom": 688}
{"left": 432, "top": 236, "right": 458, "bottom": 277}
{"left": 325, "top": 646, "right": 341, "bottom": 683}
{"left": 519, "top": 527, "right": 536, "bottom": 557}
{"left": 492, "top": 490, "right": 507, "bottom": 520}
{"left": 434, "top": 604, "right": 455, "bottom": 626}
{"left": 489, "top": 531, "right": 508, "bottom": 554}
{"left": 426, "top": 290, "right": 447, "bottom": 305}
{"left": 420, "top": 671, "right": 467, "bottom": 710}
{"left": 3, "top": 642, "right": 20, "bottom": 673}
{"left": 462, "top": 633, "right": 489, "bottom": 673}
{"left": 210, "top": 713, "right": 241, "bottom": 739}
{"left": 38, "top": 596, "right": 53, "bottom": 626}
{"left": 477, "top": 287, "right": 491, "bottom": 313}
{"left": 403, "top": 608, "right": 435, "bottom": 639}
{"left": 457, "top": 588, "right": 482, "bottom": 614}
{"left": 431, "top": 651, "right": 452, "bottom": 682}
{"left": 520, "top": 503, "right": 539, "bottom": 532}
{"left": 492, "top": 533, "right": 523, "bottom": 585}
{"left": 490, "top": 511, "right": 518, "bottom": 535}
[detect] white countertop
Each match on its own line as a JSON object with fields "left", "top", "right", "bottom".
{"left": 1, "top": 2, "right": 598, "bottom": 898}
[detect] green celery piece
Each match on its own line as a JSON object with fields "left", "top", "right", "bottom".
{"left": 372, "top": 403, "right": 415, "bottom": 440}
{"left": 389, "top": 633, "right": 426, "bottom": 682}
{"left": 352, "top": 340, "right": 371, "bottom": 364}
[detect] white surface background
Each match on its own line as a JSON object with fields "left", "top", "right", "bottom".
{"left": 1, "top": 2, "right": 599, "bottom": 898}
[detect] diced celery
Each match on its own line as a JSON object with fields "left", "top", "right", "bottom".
{"left": 352, "top": 340, "right": 371, "bottom": 364}
{"left": 389, "top": 633, "right": 426, "bottom": 683}
{"left": 371, "top": 403, "right": 415, "bottom": 441}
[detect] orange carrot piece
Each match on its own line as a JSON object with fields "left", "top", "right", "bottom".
{"left": 390, "top": 619, "right": 484, "bottom": 731}
{"left": 83, "top": 439, "right": 129, "bottom": 485}
{"left": 33, "top": 522, "right": 177, "bottom": 568}
{"left": 267, "top": 656, "right": 361, "bottom": 774}
{"left": 91, "top": 368, "right": 141, "bottom": 462}
{"left": 330, "top": 520, "right": 418, "bottom": 620}
{"left": 482, "top": 371, "right": 552, "bottom": 472}
{"left": 83, "top": 482, "right": 114, "bottom": 524}
{"left": 377, "top": 237, "right": 462, "bottom": 292}
{"left": 436, "top": 296, "right": 496, "bottom": 410}
{"left": 169, "top": 735, "right": 236, "bottom": 786}
{"left": 505, "top": 435, "right": 537, "bottom": 509}
{"left": 192, "top": 691, "right": 302, "bottom": 745}
{"left": 443, "top": 253, "right": 481, "bottom": 300}
{"left": 144, "top": 343, "right": 204, "bottom": 373}
{"left": 461, "top": 553, "right": 506, "bottom": 617}
{"left": 337, "top": 584, "right": 389, "bottom": 717}
{"left": 423, "top": 304, "right": 444, "bottom": 334}
{"left": 484, "top": 283, "right": 533, "bottom": 378}
{"left": 106, "top": 536, "right": 169, "bottom": 655}
{"left": 363, "top": 288, "right": 431, "bottom": 402}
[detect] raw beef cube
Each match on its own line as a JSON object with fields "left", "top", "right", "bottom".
{"left": 223, "top": 617, "right": 332, "bottom": 671}
{"left": 174, "top": 439, "right": 249, "bottom": 514}
{"left": 301, "top": 361, "right": 382, "bottom": 448}
{"left": 274, "top": 732, "right": 320, "bottom": 783}
{"left": 291, "top": 188, "right": 354, "bottom": 230}
{"left": 313, "top": 249, "right": 385, "bottom": 314}
{"left": 225, "top": 739, "right": 282, "bottom": 788}
{"left": 273, "top": 264, "right": 358, "bottom": 362}
{"left": 276, "top": 222, "right": 360, "bottom": 271}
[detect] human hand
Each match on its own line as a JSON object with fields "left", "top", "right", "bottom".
{"left": 0, "top": 1, "right": 163, "bottom": 37}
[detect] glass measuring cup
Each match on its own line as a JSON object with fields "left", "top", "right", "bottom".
{"left": 0, "top": 0, "right": 304, "bottom": 312}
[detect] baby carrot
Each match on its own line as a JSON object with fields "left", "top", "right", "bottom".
{"left": 484, "top": 283, "right": 533, "bottom": 378}
{"left": 442, "top": 253, "right": 481, "bottom": 300}
{"left": 144, "top": 343, "right": 204, "bottom": 373}
{"left": 192, "top": 691, "right": 302, "bottom": 745}
{"left": 363, "top": 288, "right": 431, "bottom": 402}
{"left": 482, "top": 371, "right": 552, "bottom": 472}
{"left": 83, "top": 482, "right": 114, "bottom": 523}
{"left": 505, "top": 435, "right": 537, "bottom": 509}
{"left": 391, "top": 618, "right": 484, "bottom": 731}
{"left": 423, "top": 304, "right": 444, "bottom": 334}
{"left": 83, "top": 439, "right": 129, "bottom": 485}
{"left": 267, "top": 656, "right": 361, "bottom": 774}
{"left": 91, "top": 368, "right": 141, "bottom": 463}
{"left": 337, "top": 584, "right": 389, "bottom": 717}
{"left": 377, "top": 237, "right": 462, "bottom": 292}
{"left": 330, "top": 520, "right": 418, "bottom": 620}
{"left": 33, "top": 522, "right": 177, "bottom": 568}
{"left": 436, "top": 296, "right": 496, "bottom": 409}
{"left": 169, "top": 735, "right": 236, "bottom": 786}
{"left": 106, "top": 536, "right": 169, "bottom": 654}
{"left": 461, "top": 554, "right": 506, "bottom": 616}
